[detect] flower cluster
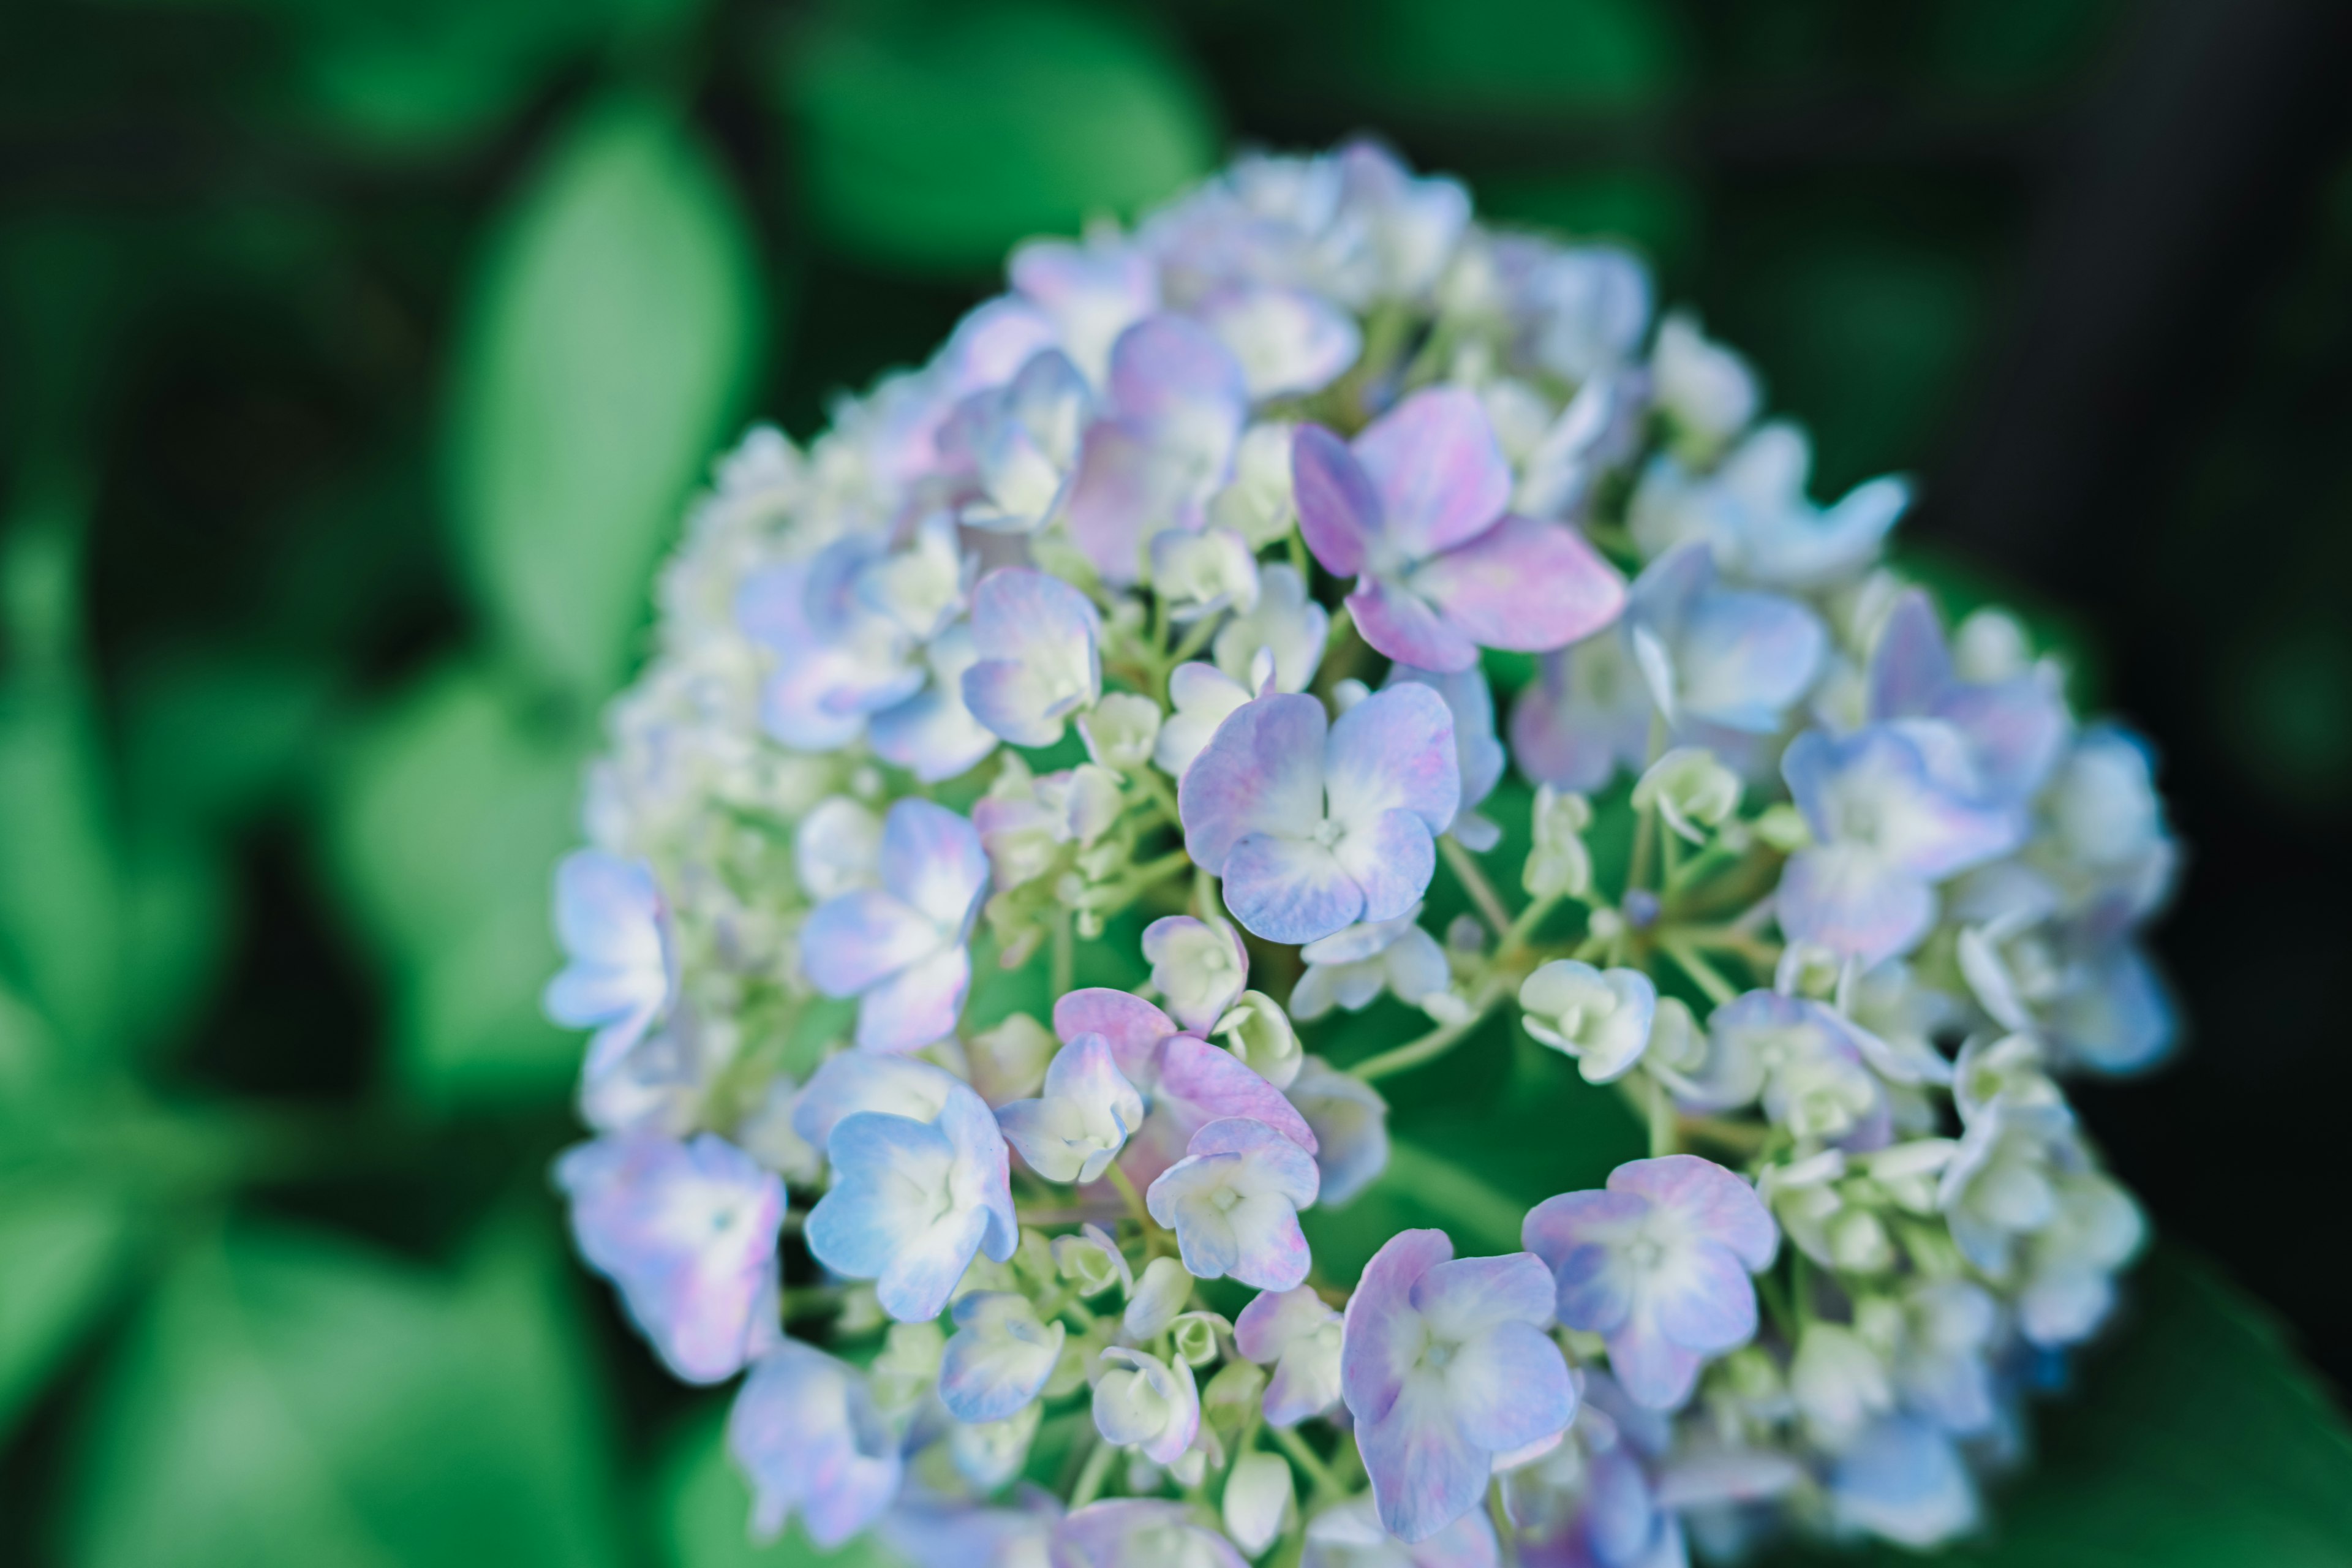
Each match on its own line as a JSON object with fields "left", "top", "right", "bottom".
{"left": 545, "top": 141, "right": 2176, "bottom": 1565}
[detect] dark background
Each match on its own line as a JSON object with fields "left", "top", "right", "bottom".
{"left": 5, "top": 0, "right": 2351, "bottom": 1561}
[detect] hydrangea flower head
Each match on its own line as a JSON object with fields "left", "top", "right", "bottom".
{"left": 1524, "top": 1156, "right": 1778, "bottom": 1410}
{"left": 1294, "top": 387, "right": 1626, "bottom": 673}
{"left": 1179, "top": 684, "right": 1461, "bottom": 943}
{"left": 1342, "top": 1229, "right": 1576, "bottom": 1542}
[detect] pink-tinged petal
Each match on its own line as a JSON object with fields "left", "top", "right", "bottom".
{"left": 1353, "top": 386, "right": 1512, "bottom": 560}
{"left": 1156, "top": 1036, "right": 1318, "bottom": 1153}
{"left": 1359, "top": 1380, "right": 1491, "bottom": 1544}
{"left": 879, "top": 797, "right": 989, "bottom": 933}
{"left": 799, "top": 889, "right": 942, "bottom": 997}
{"left": 1196, "top": 284, "right": 1363, "bottom": 398}
{"left": 1292, "top": 423, "right": 1381, "bottom": 576}
{"left": 1325, "top": 680, "right": 1462, "bottom": 834}
{"left": 1776, "top": 842, "right": 1936, "bottom": 968}
{"left": 1347, "top": 575, "right": 1480, "bottom": 672}
{"left": 1179, "top": 692, "right": 1330, "bottom": 872}
{"left": 1606, "top": 1313, "right": 1704, "bottom": 1411}
{"left": 1866, "top": 590, "right": 1952, "bottom": 722}
{"left": 1649, "top": 1240, "right": 1758, "bottom": 1354}
{"left": 1224, "top": 832, "right": 1363, "bottom": 944}
{"left": 1342, "top": 1228, "right": 1456, "bottom": 1423}
{"left": 1444, "top": 1319, "right": 1574, "bottom": 1455}
{"left": 1414, "top": 514, "right": 1628, "bottom": 654}
{"left": 854, "top": 943, "right": 971, "bottom": 1054}
{"left": 1107, "top": 314, "right": 1248, "bottom": 472}
{"left": 1053, "top": 989, "right": 1179, "bottom": 1086}
{"left": 1607, "top": 1154, "right": 1778, "bottom": 1270}
{"left": 1409, "top": 1253, "right": 1558, "bottom": 1340}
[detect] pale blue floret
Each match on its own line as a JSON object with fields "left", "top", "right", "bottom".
{"left": 797, "top": 798, "right": 989, "bottom": 1054}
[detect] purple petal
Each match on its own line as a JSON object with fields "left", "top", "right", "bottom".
{"left": 1178, "top": 692, "right": 1329, "bottom": 872}
{"left": 854, "top": 943, "right": 971, "bottom": 1053}
{"left": 1346, "top": 575, "right": 1480, "bottom": 672}
{"left": 1223, "top": 832, "right": 1362, "bottom": 944}
{"left": 799, "top": 889, "right": 942, "bottom": 997}
{"left": 1352, "top": 386, "right": 1512, "bottom": 560}
{"left": 1607, "top": 1155, "right": 1778, "bottom": 1271}
{"left": 1414, "top": 515, "right": 1627, "bottom": 654}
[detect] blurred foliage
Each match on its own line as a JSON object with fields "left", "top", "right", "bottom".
{"left": 4, "top": 0, "right": 2351, "bottom": 1562}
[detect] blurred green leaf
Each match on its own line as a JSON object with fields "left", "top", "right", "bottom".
{"left": 1775, "top": 1248, "right": 2352, "bottom": 1567}
{"left": 65, "top": 1216, "right": 622, "bottom": 1568}
{"left": 447, "top": 92, "right": 766, "bottom": 701}
{"left": 1350, "top": 0, "right": 1687, "bottom": 112}
{"left": 658, "top": 1404, "right": 901, "bottom": 1568}
{"left": 322, "top": 661, "right": 586, "bottom": 1104}
{"left": 780, "top": 0, "right": 1219, "bottom": 273}
{"left": 0, "top": 1180, "right": 137, "bottom": 1439}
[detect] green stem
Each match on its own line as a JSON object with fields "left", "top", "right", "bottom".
{"left": 1438, "top": 834, "right": 1513, "bottom": 938}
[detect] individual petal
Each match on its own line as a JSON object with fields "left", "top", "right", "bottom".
{"left": 1352, "top": 386, "right": 1513, "bottom": 560}
{"left": 854, "top": 943, "right": 971, "bottom": 1054}
{"left": 1413, "top": 514, "right": 1628, "bottom": 655}
{"left": 1178, "top": 691, "right": 1330, "bottom": 872}
{"left": 1325, "top": 680, "right": 1463, "bottom": 837}
{"left": 1223, "top": 832, "right": 1365, "bottom": 945}
{"left": 1608, "top": 1154, "right": 1779, "bottom": 1272}
{"left": 1195, "top": 284, "right": 1363, "bottom": 398}
{"left": 1292, "top": 423, "right": 1382, "bottom": 577}
{"left": 940, "top": 1292, "right": 1066, "bottom": 1424}
{"left": 799, "top": 889, "right": 944, "bottom": 998}
{"left": 963, "top": 567, "right": 1102, "bottom": 746}
{"left": 1346, "top": 574, "right": 1480, "bottom": 673}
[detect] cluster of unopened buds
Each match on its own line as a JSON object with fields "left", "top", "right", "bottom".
{"left": 544, "top": 141, "right": 2177, "bottom": 1566}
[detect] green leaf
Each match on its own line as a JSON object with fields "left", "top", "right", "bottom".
{"left": 780, "top": 0, "right": 1219, "bottom": 273}
{"left": 657, "top": 1404, "right": 902, "bottom": 1568}
{"left": 0, "top": 1180, "right": 137, "bottom": 1440}
{"left": 447, "top": 92, "right": 766, "bottom": 701}
{"left": 64, "top": 1217, "right": 624, "bottom": 1568}
{"left": 1772, "top": 1248, "right": 2352, "bottom": 1568}
{"left": 320, "top": 661, "right": 587, "bottom": 1104}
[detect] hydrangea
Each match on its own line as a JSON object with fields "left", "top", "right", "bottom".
{"left": 543, "top": 139, "right": 2179, "bottom": 1567}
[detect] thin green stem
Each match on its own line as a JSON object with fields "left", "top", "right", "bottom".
{"left": 1438, "top": 834, "right": 1512, "bottom": 938}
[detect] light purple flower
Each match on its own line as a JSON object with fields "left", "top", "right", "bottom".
{"left": 1289, "top": 905, "right": 1450, "bottom": 1021}
{"left": 939, "top": 1292, "right": 1066, "bottom": 1424}
{"left": 1510, "top": 631, "right": 1653, "bottom": 794}
{"left": 803, "top": 1069, "right": 1017, "bottom": 1322}
{"left": 962, "top": 567, "right": 1102, "bottom": 747}
{"left": 1284, "top": 1057, "right": 1392, "bottom": 1206}
{"left": 799, "top": 797, "right": 989, "bottom": 1053}
{"left": 1386, "top": 665, "right": 1507, "bottom": 850}
{"left": 1144, "top": 914, "right": 1250, "bottom": 1033}
{"left": 1092, "top": 1348, "right": 1201, "bottom": 1465}
{"left": 729, "top": 1340, "right": 903, "bottom": 1548}
{"left": 1235, "top": 1284, "right": 1344, "bottom": 1426}
{"left": 1523, "top": 1155, "right": 1778, "bottom": 1411}
{"left": 1050, "top": 988, "right": 1317, "bottom": 1186}
{"left": 1294, "top": 387, "right": 1626, "bottom": 673}
{"left": 1624, "top": 542, "right": 1824, "bottom": 736}
{"left": 995, "top": 1033, "right": 1144, "bottom": 1185}
{"left": 1304, "top": 1494, "right": 1500, "bottom": 1568}
{"left": 1063, "top": 315, "right": 1251, "bottom": 584}
{"left": 1342, "top": 1229, "right": 1576, "bottom": 1543}
{"left": 544, "top": 850, "right": 676, "bottom": 1084}
{"left": 1868, "top": 589, "right": 2068, "bottom": 804}
{"left": 1778, "top": 721, "right": 2024, "bottom": 967}
{"left": 554, "top": 1132, "right": 782, "bottom": 1384}
{"left": 1627, "top": 421, "right": 1910, "bottom": 590}
{"left": 1179, "top": 684, "right": 1461, "bottom": 944}
{"left": 1147, "top": 1117, "right": 1321, "bottom": 1291}
{"left": 1050, "top": 1500, "right": 1246, "bottom": 1568}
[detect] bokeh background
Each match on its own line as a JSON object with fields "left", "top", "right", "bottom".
{"left": 5, "top": 0, "right": 2352, "bottom": 1562}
